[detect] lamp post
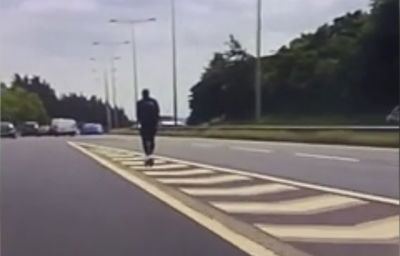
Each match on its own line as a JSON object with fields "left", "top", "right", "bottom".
{"left": 90, "top": 58, "right": 112, "bottom": 131}
{"left": 171, "top": 0, "right": 178, "bottom": 126}
{"left": 110, "top": 56, "right": 121, "bottom": 128}
{"left": 92, "top": 41, "right": 129, "bottom": 128}
{"left": 109, "top": 18, "right": 156, "bottom": 119}
{"left": 255, "top": 0, "right": 263, "bottom": 122}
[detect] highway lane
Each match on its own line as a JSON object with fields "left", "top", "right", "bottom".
{"left": 1, "top": 137, "right": 247, "bottom": 256}
{"left": 79, "top": 135, "right": 399, "bottom": 199}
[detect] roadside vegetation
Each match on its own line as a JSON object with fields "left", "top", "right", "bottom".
{"left": 0, "top": 75, "right": 129, "bottom": 126}
{"left": 187, "top": 0, "right": 398, "bottom": 126}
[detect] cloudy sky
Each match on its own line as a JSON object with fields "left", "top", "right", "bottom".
{"left": 0, "top": 0, "right": 370, "bottom": 119}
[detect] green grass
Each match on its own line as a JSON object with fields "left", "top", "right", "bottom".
{"left": 111, "top": 128, "right": 399, "bottom": 148}
{"left": 219, "top": 114, "right": 388, "bottom": 126}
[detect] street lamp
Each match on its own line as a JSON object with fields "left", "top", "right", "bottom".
{"left": 109, "top": 17, "right": 156, "bottom": 119}
{"left": 90, "top": 57, "right": 112, "bottom": 132}
{"left": 171, "top": 0, "right": 178, "bottom": 126}
{"left": 110, "top": 56, "right": 121, "bottom": 128}
{"left": 92, "top": 41, "right": 129, "bottom": 128}
{"left": 255, "top": 0, "right": 263, "bottom": 122}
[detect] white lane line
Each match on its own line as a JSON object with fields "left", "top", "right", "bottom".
{"left": 144, "top": 169, "right": 214, "bottom": 177}
{"left": 295, "top": 152, "right": 360, "bottom": 162}
{"left": 211, "top": 195, "right": 367, "bottom": 215}
{"left": 257, "top": 216, "right": 399, "bottom": 244}
{"left": 192, "top": 143, "right": 219, "bottom": 148}
{"left": 158, "top": 175, "right": 250, "bottom": 185}
{"left": 68, "top": 142, "right": 279, "bottom": 256}
{"left": 181, "top": 183, "right": 298, "bottom": 196}
{"left": 230, "top": 146, "right": 273, "bottom": 154}
{"left": 174, "top": 136, "right": 399, "bottom": 152}
{"left": 74, "top": 142, "right": 399, "bottom": 205}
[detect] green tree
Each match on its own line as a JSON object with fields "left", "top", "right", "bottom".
{"left": 1, "top": 86, "right": 49, "bottom": 124}
{"left": 188, "top": 0, "right": 399, "bottom": 124}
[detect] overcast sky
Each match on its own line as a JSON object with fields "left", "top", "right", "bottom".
{"left": 0, "top": 0, "right": 370, "bottom": 119}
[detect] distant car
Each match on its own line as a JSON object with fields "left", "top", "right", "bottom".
{"left": 81, "top": 123, "right": 104, "bottom": 135}
{"left": 160, "top": 120, "right": 185, "bottom": 127}
{"left": 386, "top": 106, "right": 399, "bottom": 124}
{"left": 50, "top": 118, "right": 78, "bottom": 136}
{"left": 1, "top": 122, "right": 17, "bottom": 138}
{"left": 38, "top": 125, "right": 51, "bottom": 136}
{"left": 20, "top": 121, "right": 39, "bottom": 136}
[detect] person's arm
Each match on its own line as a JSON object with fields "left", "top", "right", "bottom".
{"left": 154, "top": 99, "right": 160, "bottom": 122}
{"left": 136, "top": 101, "right": 142, "bottom": 124}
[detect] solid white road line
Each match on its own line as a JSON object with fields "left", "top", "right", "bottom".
{"left": 158, "top": 175, "right": 250, "bottom": 185}
{"left": 74, "top": 142, "right": 399, "bottom": 205}
{"left": 191, "top": 143, "right": 219, "bottom": 148}
{"left": 173, "top": 136, "right": 399, "bottom": 152}
{"left": 257, "top": 216, "right": 399, "bottom": 244}
{"left": 144, "top": 169, "right": 214, "bottom": 177}
{"left": 295, "top": 152, "right": 360, "bottom": 162}
{"left": 68, "top": 142, "right": 279, "bottom": 256}
{"left": 230, "top": 146, "right": 273, "bottom": 154}
{"left": 211, "top": 195, "right": 367, "bottom": 215}
{"left": 181, "top": 183, "right": 297, "bottom": 196}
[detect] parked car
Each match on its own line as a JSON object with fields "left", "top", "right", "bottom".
{"left": 1, "top": 122, "right": 17, "bottom": 138}
{"left": 386, "top": 106, "right": 399, "bottom": 124}
{"left": 50, "top": 118, "right": 78, "bottom": 136}
{"left": 38, "top": 125, "right": 51, "bottom": 136}
{"left": 20, "top": 121, "right": 39, "bottom": 136}
{"left": 81, "top": 123, "right": 104, "bottom": 135}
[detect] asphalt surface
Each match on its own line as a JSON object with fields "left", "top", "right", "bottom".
{"left": 74, "top": 138, "right": 399, "bottom": 256}
{"left": 80, "top": 135, "right": 399, "bottom": 199}
{"left": 1, "top": 137, "right": 247, "bottom": 256}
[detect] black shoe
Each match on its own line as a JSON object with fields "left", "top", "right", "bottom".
{"left": 149, "top": 158, "right": 154, "bottom": 167}
{"left": 144, "top": 158, "right": 151, "bottom": 167}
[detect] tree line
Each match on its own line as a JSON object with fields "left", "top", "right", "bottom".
{"left": 188, "top": 0, "right": 399, "bottom": 124}
{"left": 1, "top": 74, "right": 129, "bottom": 128}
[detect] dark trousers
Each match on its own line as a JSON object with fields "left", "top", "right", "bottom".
{"left": 140, "top": 126, "right": 157, "bottom": 156}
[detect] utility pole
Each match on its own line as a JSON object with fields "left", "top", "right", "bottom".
{"left": 92, "top": 40, "right": 129, "bottom": 129}
{"left": 103, "top": 70, "right": 112, "bottom": 132}
{"left": 110, "top": 57, "right": 119, "bottom": 128}
{"left": 171, "top": 0, "right": 178, "bottom": 126}
{"left": 255, "top": 0, "right": 263, "bottom": 122}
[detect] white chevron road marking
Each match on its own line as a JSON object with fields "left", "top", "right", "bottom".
{"left": 211, "top": 194, "right": 367, "bottom": 215}
{"left": 257, "top": 216, "right": 399, "bottom": 244}
{"left": 145, "top": 169, "right": 214, "bottom": 177}
{"left": 181, "top": 183, "right": 297, "bottom": 196}
{"left": 158, "top": 175, "right": 250, "bottom": 185}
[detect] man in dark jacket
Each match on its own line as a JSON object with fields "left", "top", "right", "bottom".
{"left": 136, "top": 89, "right": 160, "bottom": 166}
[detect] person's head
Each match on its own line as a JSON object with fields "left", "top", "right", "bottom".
{"left": 142, "top": 89, "right": 150, "bottom": 99}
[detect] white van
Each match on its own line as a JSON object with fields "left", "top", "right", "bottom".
{"left": 50, "top": 118, "right": 78, "bottom": 136}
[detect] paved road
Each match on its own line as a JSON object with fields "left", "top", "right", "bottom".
{"left": 80, "top": 135, "right": 399, "bottom": 198}
{"left": 1, "top": 137, "right": 247, "bottom": 256}
{"left": 2, "top": 135, "right": 398, "bottom": 256}
{"left": 71, "top": 139, "right": 399, "bottom": 256}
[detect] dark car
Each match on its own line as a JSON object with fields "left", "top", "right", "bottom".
{"left": 1, "top": 122, "right": 17, "bottom": 138}
{"left": 81, "top": 123, "right": 104, "bottom": 135}
{"left": 20, "top": 121, "right": 39, "bottom": 136}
